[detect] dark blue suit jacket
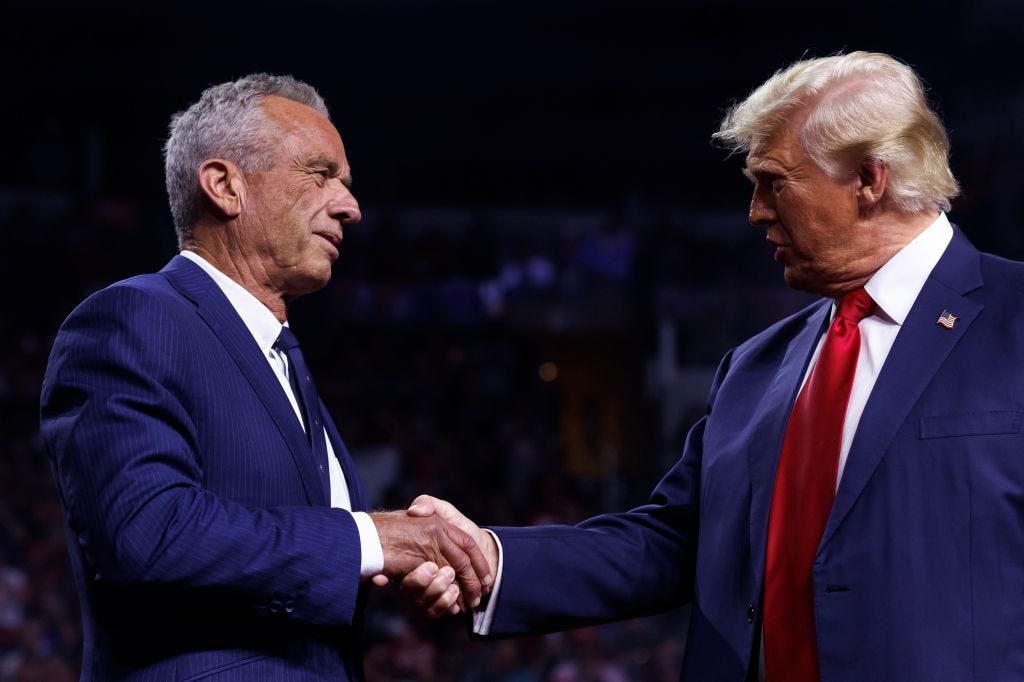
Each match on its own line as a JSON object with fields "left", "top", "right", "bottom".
{"left": 486, "top": 228, "right": 1024, "bottom": 680}
{"left": 40, "top": 256, "right": 371, "bottom": 681}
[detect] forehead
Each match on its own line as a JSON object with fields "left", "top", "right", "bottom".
{"left": 746, "top": 122, "right": 806, "bottom": 172}
{"left": 260, "top": 95, "right": 347, "bottom": 161}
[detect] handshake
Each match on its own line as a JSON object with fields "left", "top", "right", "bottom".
{"left": 369, "top": 496, "right": 496, "bottom": 618}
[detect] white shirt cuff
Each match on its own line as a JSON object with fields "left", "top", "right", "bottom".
{"left": 472, "top": 529, "right": 504, "bottom": 635}
{"left": 352, "top": 511, "right": 384, "bottom": 578}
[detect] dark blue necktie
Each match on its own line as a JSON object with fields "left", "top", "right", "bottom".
{"left": 274, "top": 326, "right": 331, "bottom": 499}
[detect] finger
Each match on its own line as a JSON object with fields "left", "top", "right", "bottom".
{"left": 371, "top": 574, "right": 389, "bottom": 588}
{"left": 427, "top": 583, "right": 461, "bottom": 619}
{"left": 398, "top": 562, "right": 443, "bottom": 600}
{"left": 419, "top": 496, "right": 458, "bottom": 522}
{"left": 447, "top": 521, "right": 492, "bottom": 589}
{"left": 415, "top": 499, "right": 484, "bottom": 567}
{"left": 405, "top": 566, "right": 459, "bottom": 614}
{"left": 398, "top": 563, "right": 461, "bottom": 618}
{"left": 407, "top": 494, "right": 438, "bottom": 517}
{"left": 438, "top": 526, "right": 485, "bottom": 608}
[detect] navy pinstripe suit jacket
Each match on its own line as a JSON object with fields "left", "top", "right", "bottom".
{"left": 41, "top": 255, "right": 371, "bottom": 681}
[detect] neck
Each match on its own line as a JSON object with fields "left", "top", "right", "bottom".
{"left": 183, "top": 229, "right": 289, "bottom": 322}
{"left": 821, "top": 209, "right": 941, "bottom": 299}
{"left": 868, "top": 208, "right": 942, "bottom": 271}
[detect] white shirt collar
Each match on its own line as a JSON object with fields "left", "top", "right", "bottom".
{"left": 859, "top": 212, "right": 954, "bottom": 326}
{"left": 179, "top": 250, "right": 286, "bottom": 353}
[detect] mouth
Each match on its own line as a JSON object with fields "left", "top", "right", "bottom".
{"left": 766, "top": 236, "right": 788, "bottom": 262}
{"left": 314, "top": 231, "right": 342, "bottom": 250}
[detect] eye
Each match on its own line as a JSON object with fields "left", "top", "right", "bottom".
{"left": 744, "top": 168, "right": 784, "bottom": 194}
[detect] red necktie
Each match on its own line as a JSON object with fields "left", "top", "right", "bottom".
{"left": 764, "top": 287, "right": 875, "bottom": 682}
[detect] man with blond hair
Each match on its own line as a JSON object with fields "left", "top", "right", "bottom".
{"left": 405, "top": 52, "right": 1024, "bottom": 680}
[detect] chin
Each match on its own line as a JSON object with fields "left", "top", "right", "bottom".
{"left": 291, "top": 268, "right": 333, "bottom": 297}
{"left": 311, "top": 270, "right": 333, "bottom": 291}
{"left": 782, "top": 268, "right": 815, "bottom": 295}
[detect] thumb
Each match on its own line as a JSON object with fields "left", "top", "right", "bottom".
{"left": 411, "top": 497, "right": 474, "bottom": 535}
{"left": 407, "top": 494, "right": 439, "bottom": 517}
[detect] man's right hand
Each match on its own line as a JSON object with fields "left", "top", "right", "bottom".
{"left": 399, "top": 496, "right": 498, "bottom": 616}
{"left": 369, "top": 511, "right": 492, "bottom": 611}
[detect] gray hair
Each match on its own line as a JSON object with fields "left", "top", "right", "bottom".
{"left": 714, "top": 51, "right": 959, "bottom": 213}
{"left": 164, "top": 73, "right": 330, "bottom": 246}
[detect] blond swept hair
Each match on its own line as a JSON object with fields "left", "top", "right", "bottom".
{"left": 714, "top": 51, "right": 959, "bottom": 213}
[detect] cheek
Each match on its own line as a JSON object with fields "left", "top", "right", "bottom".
{"left": 774, "top": 198, "right": 805, "bottom": 236}
{"left": 779, "top": 204, "right": 829, "bottom": 255}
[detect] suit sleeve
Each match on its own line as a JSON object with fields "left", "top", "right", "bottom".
{"left": 39, "top": 284, "right": 363, "bottom": 626}
{"left": 480, "top": 350, "right": 734, "bottom": 636}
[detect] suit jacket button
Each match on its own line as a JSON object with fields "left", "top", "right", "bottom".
{"left": 270, "top": 600, "right": 282, "bottom": 614}
{"left": 747, "top": 604, "right": 756, "bottom": 623}
{"left": 284, "top": 600, "right": 295, "bottom": 614}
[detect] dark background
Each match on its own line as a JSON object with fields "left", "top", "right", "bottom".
{"left": 2, "top": 1, "right": 1023, "bottom": 679}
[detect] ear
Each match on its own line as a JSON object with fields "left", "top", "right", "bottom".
{"left": 197, "top": 159, "right": 244, "bottom": 220}
{"left": 855, "top": 158, "right": 888, "bottom": 213}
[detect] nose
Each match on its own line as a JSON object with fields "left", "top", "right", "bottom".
{"left": 748, "top": 184, "right": 776, "bottom": 227}
{"left": 329, "top": 183, "right": 362, "bottom": 225}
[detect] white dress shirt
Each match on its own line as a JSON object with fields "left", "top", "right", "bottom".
{"left": 474, "top": 212, "right": 955, "bottom": 637}
{"left": 805, "top": 212, "right": 953, "bottom": 487}
{"left": 180, "top": 250, "right": 384, "bottom": 577}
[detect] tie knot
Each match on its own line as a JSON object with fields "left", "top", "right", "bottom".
{"left": 274, "top": 326, "right": 301, "bottom": 353}
{"left": 836, "top": 287, "right": 874, "bottom": 325}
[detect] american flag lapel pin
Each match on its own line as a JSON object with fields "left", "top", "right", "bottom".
{"left": 936, "top": 310, "right": 958, "bottom": 329}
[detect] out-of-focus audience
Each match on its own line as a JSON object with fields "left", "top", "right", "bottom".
{"left": 0, "top": 159, "right": 1016, "bottom": 679}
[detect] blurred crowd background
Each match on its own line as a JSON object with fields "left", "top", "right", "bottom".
{"left": 2, "top": 0, "right": 1023, "bottom": 679}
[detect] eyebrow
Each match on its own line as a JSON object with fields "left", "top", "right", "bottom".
{"left": 307, "top": 155, "right": 339, "bottom": 174}
{"left": 743, "top": 161, "right": 783, "bottom": 180}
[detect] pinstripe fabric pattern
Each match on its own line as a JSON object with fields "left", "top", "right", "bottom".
{"left": 40, "top": 256, "right": 369, "bottom": 681}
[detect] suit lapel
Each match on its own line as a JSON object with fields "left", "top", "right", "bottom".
{"left": 159, "top": 256, "right": 327, "bottom": 507}
{"left": 821, "top": 229, "right": 984, "bottom": 549}
{"left": 747, "top": 300, "right": 831, "bottom": 587}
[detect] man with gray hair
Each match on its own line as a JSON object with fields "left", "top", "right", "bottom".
{"left": 40, "top": 74, "right": 490, "bottom": 681}
{"left": 404, "top": 51, "right": 1024, "bottom": 680}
